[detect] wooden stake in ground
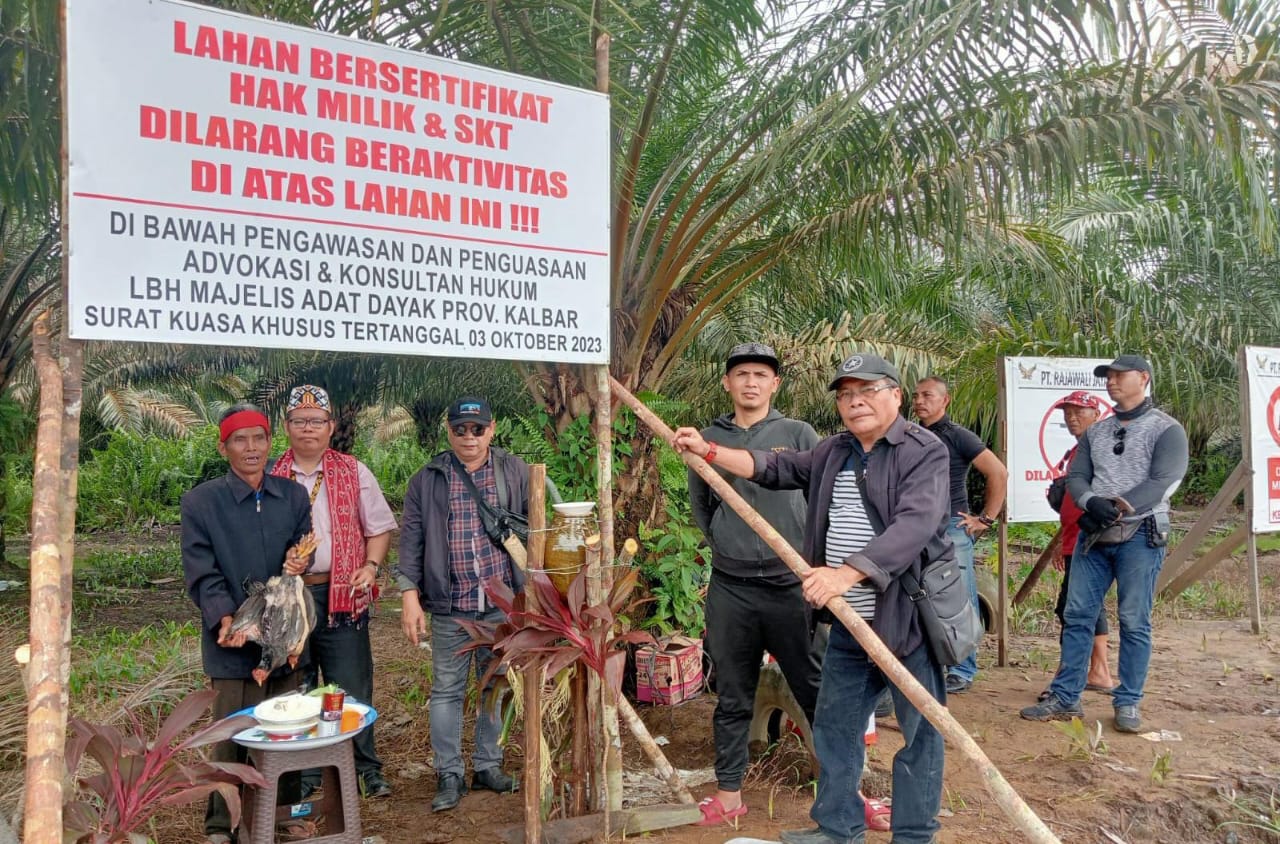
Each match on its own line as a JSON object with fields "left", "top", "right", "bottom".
{"left": 609, "top": 375, "right": 1062, "bottom": 844}
{"left": 24, "top": 312, "right": 67, "bottom": 843}
{"left": 523, "top": 464, "right": 548, "bottom": 844}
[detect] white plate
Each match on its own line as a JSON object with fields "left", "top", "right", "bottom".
{"left": 253, "top": 693, "right": 321, "bottom": 724}
{"left": 231, "top": 702, "right": 376, "bottom": 751}
{"left": 256, "top": 718, "right": 318, "bottom": 739}
{"left": 552, "top": 501, "right": 595, "bottom": 517}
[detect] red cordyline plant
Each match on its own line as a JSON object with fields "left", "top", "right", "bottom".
{"left": 62, "top": 688, "right": 265, "bottom": 844}
{"left": 457, "top": 566, "right": 654, "bottom": 695}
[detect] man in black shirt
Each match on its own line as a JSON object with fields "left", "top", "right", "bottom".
{"left": 912, "top": 377, "right": 1007, "bottom": 694}
{"left": 181, "top": 404, "right": 312, "bottom": 844}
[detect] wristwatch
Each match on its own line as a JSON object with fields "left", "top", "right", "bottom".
{"left": 977, "top": 515, "right": 997, "bottom": 527}
{"left": 365, "top": 559, "right": 381, "bottom": 568}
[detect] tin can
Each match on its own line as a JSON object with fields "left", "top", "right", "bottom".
{"left": 317, "top": 688, "right": 345, "bottom": 737}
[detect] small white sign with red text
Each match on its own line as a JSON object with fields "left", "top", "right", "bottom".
{"left": 66, "top": 0, "right": 609, "bottom": 363}
{"left": 1003, "top": 357, "right": 1114, "bottom": 522}
{"left": 1243, "top": 346, "right": 1280, "bottom": 532}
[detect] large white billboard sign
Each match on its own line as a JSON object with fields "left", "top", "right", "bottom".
{"left": 1243, "top": 346, "right": 1280, "bottom": 533}
{"left": 1003, "top": 356, "right": 1114, "bottom": 522}
{"left": 66, "top": 0, "right": 610, "bottom": 363}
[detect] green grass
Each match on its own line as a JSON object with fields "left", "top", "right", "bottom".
{"left": 76, "top": 545, "right": 183, "bottom": 591}
{"left": 69, "top": 621, "right": 200, "bottom": 704}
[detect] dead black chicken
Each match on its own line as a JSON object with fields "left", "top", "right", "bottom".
{"left": 227, "top": 534, "right": 318, "bottom": 685}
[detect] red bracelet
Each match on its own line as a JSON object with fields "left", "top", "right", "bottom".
{"left": 705, "top": 441, "right": 718, "bottom": 464}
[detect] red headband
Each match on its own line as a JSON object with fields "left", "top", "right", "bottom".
{"left": 219, "top": 410, "right": 270, "bottom": 442}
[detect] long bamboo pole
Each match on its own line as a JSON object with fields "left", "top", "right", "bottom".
{"left": 609, "top": 376, "right": 1062, "bottom": 844}
{"left": 23, "top": 312, "right": 66, "bottom": 843}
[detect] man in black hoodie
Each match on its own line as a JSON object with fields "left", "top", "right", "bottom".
{"left": 687, "top": 342, "right": 820, "bottom": 826}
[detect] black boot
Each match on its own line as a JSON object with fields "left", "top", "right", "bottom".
{"left": 431, "top": 772, "right": 467, "bottom": 812}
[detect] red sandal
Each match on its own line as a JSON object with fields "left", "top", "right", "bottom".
{"left": 864, "top": 796, "right": 891, "bottom": 832}
{"left": 695, "top": 795, "right": 748, "bottom": 827}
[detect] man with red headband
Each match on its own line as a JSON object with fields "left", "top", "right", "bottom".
{"left": 271, "top": 385, "right": 398, "bottom": 800}
{"left": 182, "top": 403, "right": 313, "bottom": 844}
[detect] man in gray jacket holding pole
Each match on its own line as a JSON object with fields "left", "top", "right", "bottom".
{"left": 675, "top": 351, "right": 951, "bottom": 844}
{"left": 687, "top": 342, "right": 821, "bottom": 826}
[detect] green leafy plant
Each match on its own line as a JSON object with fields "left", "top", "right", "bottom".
{"left": 62, "top": 688, "right": 264, "bottom": 843}
{"left": 1052, "top": 716, "right": 1107, "bottom": 761}
{"left": 637, "top": 498, "right": 711, "bottom": 637}
{"left": 1150, "top": 748, "right": 1173, "bottom": 785}
{"left": 457, "top": 567, "right": 654, "bottom": 696}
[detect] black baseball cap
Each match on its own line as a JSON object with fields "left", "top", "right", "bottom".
{"left": 725, "top": 342, "right": 780, "bottom": 374}
{"left": 447, "top": 396, "right": 493, "bottom": 425}
{"left": 828, "top": 352, "right": 901, "bottom": 390}
{"left": 1093, "top": 355, "right": 1152, "bottom": 378}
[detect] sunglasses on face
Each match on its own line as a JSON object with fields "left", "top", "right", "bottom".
{"left": 451, "top": 423, "right": 487, "bottom": 437}
{"left": 1113, "top": 426, "right": 1126, "bottom": 455}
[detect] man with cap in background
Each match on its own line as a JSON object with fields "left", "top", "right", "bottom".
{"left": 271, "top": 385, "right": 398, "bottom": 799}
{"left": 910, "top": 376, "right": 1008, "bottom": 694}
{"left": 1022, "top": 355, "right": 1187, "bottom": 733}
{"left": 687, "top": 342, "right": 821, "bottom": 826}
{"left": 181, "top": 403, "right": 312, "bottom": 844}
{"left": 674, "top": 351, "right": 952, "bottom": 844}
{"left": 1039, "top": 390, "right": 1114, "bottom": 701}
{"left": 398, "top": 397, "right": 529, "bottom": 812}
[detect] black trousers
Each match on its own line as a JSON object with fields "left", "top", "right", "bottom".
{"left": 705, "top": 570, "right": 820, "bottom": 791}
{"left": 302, "top": 583, "right": 381, "bottom": 782}
{"left": 206, "top": 672, "right": 302, "bottom": 838}
{"left": 1055, "top": 553, "right": 1109, "bottom": 639}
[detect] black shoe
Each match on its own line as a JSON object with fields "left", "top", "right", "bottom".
{"left": 472, "top": 766, "right": 518, "bottom": 794}
{"left": 1020, "top": 694, "right": 1084, "bottom": 722}
{"left": 431, "top": 772, "right": 467, "bottom": 812}
{"left": 779, "top": 827, "right": 850, "bottom": 844}
{"left": 945, "top": 674, "right": 972, "bottom": 694}
{"left": 1113, "top": 704, "right": 1142, "bottom": 733}
{"left": 873, "top": 689, "right": 894, "bottom": 719}
{"left": 360, "top": 770, "right": 392, "bottom": 799}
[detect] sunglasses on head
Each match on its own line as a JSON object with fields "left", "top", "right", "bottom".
{"left": 451, "top": 423, "right": 486, "bottom": 437}
{"left": 1113, "top": 426, "right": 1126, "bottom": 455}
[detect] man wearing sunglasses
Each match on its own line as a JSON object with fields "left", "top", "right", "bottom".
{"left": 397, "top": 396, "right": 529, "bottom": 812}
{"left": 271, "top": 385, "right": 398, "bottom": 800}
{"left": 1021, "top": 355, "right": 1187, "bottom": 733}
{"left": 674, "top": 351, "right": 952, "bottom": 844}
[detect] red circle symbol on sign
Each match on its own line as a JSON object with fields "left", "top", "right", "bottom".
{"left": 1266, "top": 387, "right": 1280, "bottom": 447}
{"left": 1038, "top": 395, "right": 1114, "bottom": 470}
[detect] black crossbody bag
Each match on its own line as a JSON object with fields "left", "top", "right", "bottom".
{"left": 852, "top": 465, "right": 983, "bottom": 667}
{"left": 451, "top": 456, "right": 530, "bottom": 547}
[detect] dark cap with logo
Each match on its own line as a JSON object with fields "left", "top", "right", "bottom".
{"left": 447, "top": 396, "right": 493, "bottom": 425}
{"left": 1093, "top": 354, "right": 1152, "bottom": 378}
{"left": 725, "top": 342, "right": 780, "bottom": 374}
{"left": 828, "top": 352, "right": 902, "bottom": 390}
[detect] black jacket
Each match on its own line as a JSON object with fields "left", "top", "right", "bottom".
{"left": 181, "top": 471, "right": 312, "bottom": 679}
{"left": 751, "top": 416, "right": 953, "bottom": 657}
{"left": 397, "top": 447, "right": 531, "bottom": 615}
{"left": 688, "top": 409, "right": 819, "bottom": 580}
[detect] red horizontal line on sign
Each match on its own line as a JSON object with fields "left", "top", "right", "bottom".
{"left": 72, "top": 192, "right": 609, "bottom": 257}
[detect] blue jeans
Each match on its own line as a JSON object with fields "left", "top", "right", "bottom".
{"left": 946, "top": 518, "right": 980, "bottom": 682}
{"left": 1049, "top": 525, "right": 1164, "bottom": 709}
{"left": 430, "top": 608, "right": 506, "bottom": 776}
{"left": 810, "top": 624, "right": 944, "bottom": 843}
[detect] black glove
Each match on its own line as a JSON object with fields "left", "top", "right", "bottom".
{"left": 1084, "top": 497, "right": 1121, "bottom": 523}
{"left": 1076, "top": 512, "right": 1104, "bottom": 535}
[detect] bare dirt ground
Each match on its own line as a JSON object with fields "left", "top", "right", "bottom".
{"left": 4, "top": 530, "right": 1279, "bottom": 843}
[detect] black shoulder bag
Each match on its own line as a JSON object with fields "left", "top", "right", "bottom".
{"left": 853, "top": 464, "right": 983, "bottom": 668}
{"left": 452, "top": 456, "right": 530, "bottom": 547}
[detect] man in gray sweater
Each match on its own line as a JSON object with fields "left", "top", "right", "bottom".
{"left": 1021, "top": 354, "right": 1187, "bottom": 732}
{"left": 687, "top": 342, "right": 820, "bottom": 826}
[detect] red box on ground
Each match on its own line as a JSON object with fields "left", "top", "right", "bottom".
{"left": 635, "top": 636, "right": 703, "bottom": 705}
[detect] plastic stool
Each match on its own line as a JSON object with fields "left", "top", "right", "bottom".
{"left": 240, "top": 739, "right": 362, "bottom": 844}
